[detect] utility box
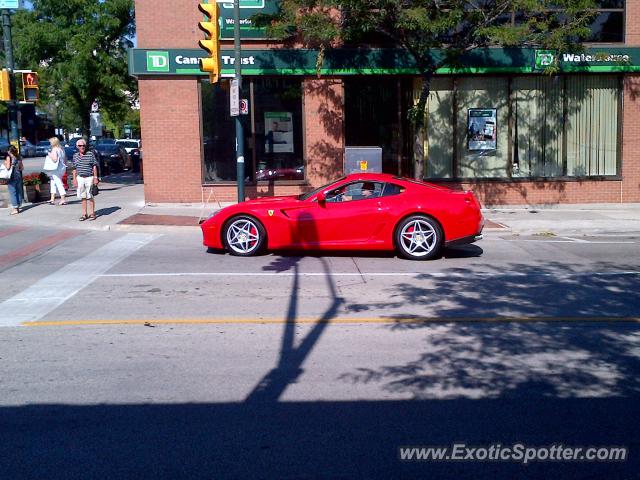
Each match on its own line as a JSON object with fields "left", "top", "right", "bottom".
{"left": 344, "top": 146, "right": 382, "bottom": 174}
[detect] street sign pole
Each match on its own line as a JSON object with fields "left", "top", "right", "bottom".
{"left": 233, "top": 0, "right": 245, "bottom": 203}
{"left": 1, "top": 9, "right": 19, "bottom": 146}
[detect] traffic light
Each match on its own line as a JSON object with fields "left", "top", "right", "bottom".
{"left": 22, "top": 72, "right": 39, "bottom": 102}
{"left": 198, "top": 2, "right": 220, "bottom": 83}
{"left": 0, "top": 70, "right": 11, "bottom": 101}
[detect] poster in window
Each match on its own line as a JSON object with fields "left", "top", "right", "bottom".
{"left": 467, "top": 108, "right": 497, "bottom": 151}
{"left": 264, "top": 111, "right": 294, "bottom": 153}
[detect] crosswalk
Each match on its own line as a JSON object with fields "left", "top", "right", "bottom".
{"left": 0, "top": 223, "right": 159, "bottom": 326}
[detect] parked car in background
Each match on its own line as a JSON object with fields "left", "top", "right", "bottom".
{"left": 35, "top": 140, "right": 50, "bottom": 157}
{"left": 94, "top": 143, "right": 128, "bottom": 173}
{"left": 20, "top": 139, "right": 37, "bottom": 157}
{"left": 116, "top": 139, "right": 141, "bottom": 172}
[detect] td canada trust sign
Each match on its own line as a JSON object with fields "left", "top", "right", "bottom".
{"left": 534, "top": 49, "right": 632, "bottom": 70}
{"left": 143, "top": 50, "right": 256, "bottom": 74}
{"left": 129, "top": 47, "right": 640, "bottom": 77}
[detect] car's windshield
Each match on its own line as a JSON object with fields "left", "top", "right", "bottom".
{"left": 97, "top": 139, "right": 116, "bottom": 144}
{"left": 37, "top": 141, "right": 49, "bottom": 146}
{"left": 117, "top": 141, "right": 139, "bottom": 149}
{"left": 298, "top": 177, "right": 346, "bottom": 201}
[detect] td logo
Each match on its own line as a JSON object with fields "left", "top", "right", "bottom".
{"left": 146, "top": 51, "right": 170, "bottom": 72}
{"left": 535, "top": 50, "right": 555, "bottom": 69}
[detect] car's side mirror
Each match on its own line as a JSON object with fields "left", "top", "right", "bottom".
{"left": 316, "top": 191, "right": 326, "bottom": 205}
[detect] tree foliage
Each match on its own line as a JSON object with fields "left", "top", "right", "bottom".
{"left": 12, "top": 0, "right": 136, "bottom": 134}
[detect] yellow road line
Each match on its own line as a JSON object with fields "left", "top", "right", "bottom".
{"left": 22, "top": 316, "right": 640, "bottom": 327}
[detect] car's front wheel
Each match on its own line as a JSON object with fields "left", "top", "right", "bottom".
{"left": 223, "top": 216, "right": 266, "bottom": 256}
{"left": 395, "top": 215, "right": 443, "bottom": 260}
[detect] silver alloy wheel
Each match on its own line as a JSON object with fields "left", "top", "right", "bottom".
{"left": 226, "top": 218, "right": 261, "bottom": 254}
{"left": 399, "top": 218, "right": 438, "bottom": 257}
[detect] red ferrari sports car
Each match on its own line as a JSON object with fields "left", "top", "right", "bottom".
{"left": 201, "top": 173, "right": 484, "bottom": 260}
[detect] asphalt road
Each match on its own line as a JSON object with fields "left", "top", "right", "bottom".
{"left": 1, "top": 225, "right": 639, "bottom": 479}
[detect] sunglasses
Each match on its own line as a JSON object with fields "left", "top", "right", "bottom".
{"left": 77, "top": 144, "right": 87, "bottom": 147}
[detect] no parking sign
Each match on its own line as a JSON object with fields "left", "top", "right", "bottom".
{"left": 240, "top": 99, "right": 249, "bottom": 115}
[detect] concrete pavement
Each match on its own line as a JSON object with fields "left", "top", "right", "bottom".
{"left": 2, "top": 171, "right": 640, "bottom": 236}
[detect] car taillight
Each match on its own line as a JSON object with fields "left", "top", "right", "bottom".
{"left": 464, "top": 191, "right": 481, "bottom": 208}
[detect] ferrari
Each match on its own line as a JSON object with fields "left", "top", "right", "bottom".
{"left": 201, "top": 173, "right": 484, "bottom": 260}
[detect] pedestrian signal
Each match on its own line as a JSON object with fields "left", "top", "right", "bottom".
{"left": 22, "top": 72, "right": 39, "bottom": 102}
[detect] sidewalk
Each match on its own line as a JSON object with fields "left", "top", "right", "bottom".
{"left": 2, "top": 173, "right": 640, "bottom": 236}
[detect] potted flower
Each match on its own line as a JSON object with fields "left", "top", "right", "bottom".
{"left": 22, "top": 172, "right": 41, "bottom": 203}
{"left": 37, "top": 171, "right": 51, "bottom": 200}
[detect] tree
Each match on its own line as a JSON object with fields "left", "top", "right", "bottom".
{"left": 12, "top": 0, "right": 136, "bottom": 135}
{"left": 257, "top": 0, "right": 597, "bottom": 178}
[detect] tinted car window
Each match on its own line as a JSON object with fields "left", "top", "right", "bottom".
{"left": 381, "top": 183, "right": 405, "bottom": 197}
{"left": 117, "top": 141, "right": 139, "bottom": 149}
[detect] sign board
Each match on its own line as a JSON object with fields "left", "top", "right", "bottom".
{"left": 219, "top": 0, "right": 279, "bottom": 40}
{"left": 467, "top": 108, "right": 497, "bottom": 151}
{"left": 0, "top": 0, "right": 20, "bottom": 8}
{"left": 264, "top": 111, "right": 293, "bottom": 153}
{"left": 230, "top": 79, "right": 239, "bottom": 116}
{"left": 130, "top": 47, "right": 640, "bottom": 77}
{"left": 240, "top": 98, "right": 249, "bottom": 115}
{"left": 90, "top": 112, "right": 103, "bottom": 137}
{"left": 344, "top": 147, "right": 382, "bottom": 174}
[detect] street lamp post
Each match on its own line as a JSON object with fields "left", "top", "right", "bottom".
{"left": 1, "top": 9, "right": 19, "bottom": 145}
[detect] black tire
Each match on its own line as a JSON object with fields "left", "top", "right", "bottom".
{"left": 223, "top": 215, "right": 266, "bottom": 256}
{"left": 395, "top": 215, "right": 443, "bottom": 260}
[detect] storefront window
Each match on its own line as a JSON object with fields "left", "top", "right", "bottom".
{"left": 565, "top": 75, "right": 620, "bottom": 176}
{"left": 252, "top": 78, "right": 304, "bottom": 182}
{"left": 200, "top": 78, "right": 303, "bottom": 183}
{"left": 422, "top": 74, "right": 621, "bottom": 180}
{"left": 456, "top": 77, "right": 510, "bottom": 178}
{"left": 426, "top": 78, "right": 454, "bottom": 178}
{"left": 513, "top": 76, "right": 564, "bottom": 177}
{"left": 201, "top": 81, "right": 246, "bottom": 182}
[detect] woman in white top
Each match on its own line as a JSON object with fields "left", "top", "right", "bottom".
{"left": 47, "top": 137, "right": 67, "bottom": 205}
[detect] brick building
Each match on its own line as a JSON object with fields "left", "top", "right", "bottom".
{"left": 131, "top": 0, "right": 640, "bottom": 205}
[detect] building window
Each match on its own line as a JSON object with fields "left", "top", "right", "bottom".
{"left": 200, "top": 78, "right": 304, "bottom": 183}
{"left": 252, "top": 78, "right": 304, "bottom": 182}
{"left": 423, "top": 74, "right": 621, "bottom": 180}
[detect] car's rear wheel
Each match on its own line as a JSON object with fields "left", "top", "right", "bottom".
{"left": 395, "top": 215, "right": 443, "bottom": 260}
{"left": 223, "top": 216, "right": 266, "bottom": 256}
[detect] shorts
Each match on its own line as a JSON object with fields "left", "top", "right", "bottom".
{"left": 77, "top": 176, "right": 95, "bottom": 199}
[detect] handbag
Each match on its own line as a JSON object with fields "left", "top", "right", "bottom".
{"left": 91, "top": 183, "right": 99, "bottom": 196}
{"left": 0, "top": 163, "right": 13, "bottom": 180}
{"left": 43, "top": 152, "right": 58, "bottom": 171}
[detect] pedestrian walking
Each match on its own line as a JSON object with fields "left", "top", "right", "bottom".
{"left": 44, "top": 137, "right": 67, "bottom": 205}
{"left": 3, "top": 145, "right": 24, "bottom": 215}
{"left": 72, "top": 139, "right": 100, "bottom": 221}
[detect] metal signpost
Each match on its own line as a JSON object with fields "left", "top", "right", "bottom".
{"left": 233, "top": 0, "right": 245, "bottom": 203}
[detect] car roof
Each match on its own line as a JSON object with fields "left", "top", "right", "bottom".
{"left": 343, "top": 173, "right": 400, "bottom": 183}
